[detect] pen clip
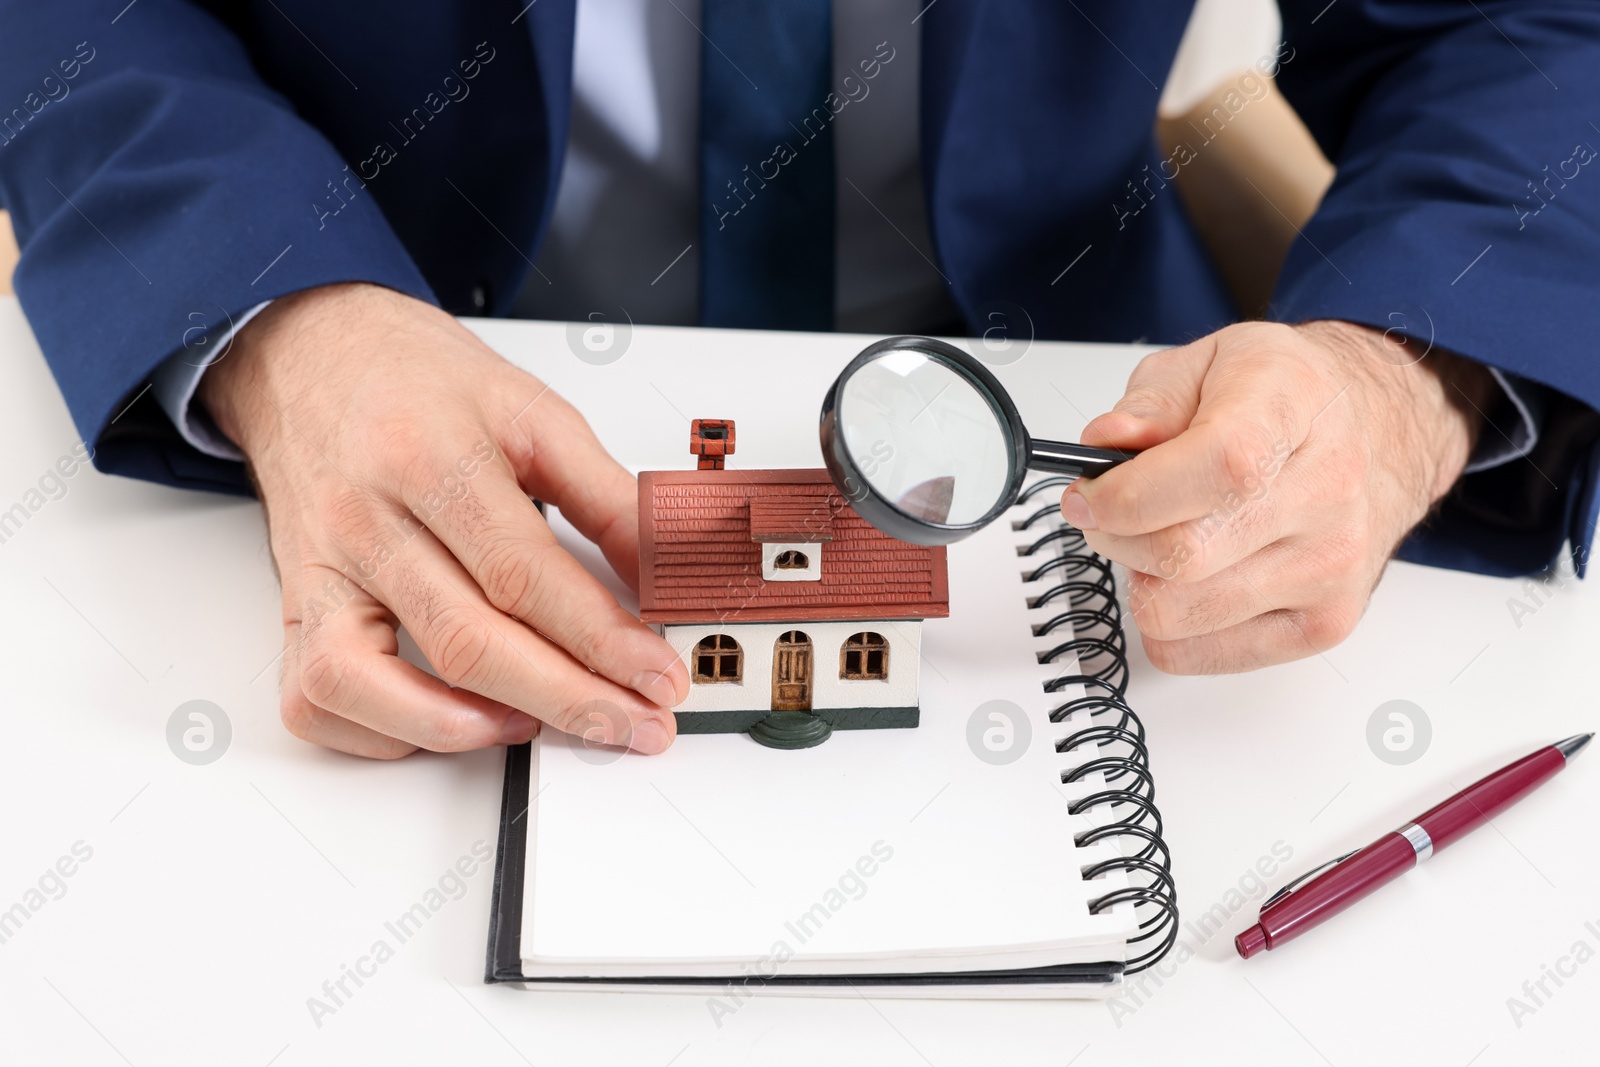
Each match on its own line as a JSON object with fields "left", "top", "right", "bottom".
{"left": 1260, "top": 848, "right": 1362, "bottom": 911}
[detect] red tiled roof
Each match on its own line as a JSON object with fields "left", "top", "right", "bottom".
{"left": 637, "top": 469, "right": 949, "bottom": 624}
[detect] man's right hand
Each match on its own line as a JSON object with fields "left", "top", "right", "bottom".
{"left": 199, "top": 283, "right": 687, "bottom": 758}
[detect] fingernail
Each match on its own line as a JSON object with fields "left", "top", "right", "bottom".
{"left": 1061, "top": 491, "right": 1097, "bottom": 530}
{"left": 629, "top": 718, "right": 671, "bottom": 755}
{"left": 631, "top": 667, "right": 682, "bottom": 708}
{"left": 499, "top": 714, "right": 538, "bottom": 745}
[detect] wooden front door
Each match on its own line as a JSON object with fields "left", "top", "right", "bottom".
{"left": 771, "top": 631, "right": 813, "bottom": 711}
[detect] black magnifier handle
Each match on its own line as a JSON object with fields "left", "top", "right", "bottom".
{"left": 1027, "top": 439, "right": 1137, "bottom": 479}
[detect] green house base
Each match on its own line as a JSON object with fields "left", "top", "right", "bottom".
{"left": 676, "top": 706, "right": 920, "bottom": 747}
{"left": 749, "top": 711, "right": 833, "bottom": 749}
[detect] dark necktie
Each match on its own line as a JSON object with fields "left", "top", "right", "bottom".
{"left": 699, "top": 1, "right": 835, "bottom": 331}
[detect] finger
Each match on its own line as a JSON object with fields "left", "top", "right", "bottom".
{"left": 1123, "top": 531, "right": 1362, "bottom": 641}
{"left": 366, "top": 530, "right": 678, "bottom": 753}
{"left": 1067, "top": 327, "right": 1316, "bottom": 537}
{"left": 1080, "top": 450, "right": 1319, "bottom": 583}
{"left": 1079, "top": 339, "right": 1216, "bottom": 451}
{"left": 405, "top": 454, "right": 689, "bottom": 708}
{"left": 1138, "top": 584, "right": 1367, "bottom": 674}
{"left": 289, "top": 564, "right": 541, "bottom": 752}
{"left": 488, "top": 381, "right": 643, "bottom": 590}
{"left": 280, "top": 632, "right": 418, "bottom": 759}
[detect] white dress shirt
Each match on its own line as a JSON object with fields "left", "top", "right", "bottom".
{"left": 511, "top": 0, "right": 955, "bottom": 332}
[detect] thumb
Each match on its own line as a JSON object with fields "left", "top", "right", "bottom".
{"left": 1081, "top": 337, "right": 1218, "bottom": 451}
{"left": 489, "top": 371, "right": 644, "bottom": 591}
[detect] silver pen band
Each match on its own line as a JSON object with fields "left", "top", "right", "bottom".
{"left": 1397, "top": 821, "right": 1434, "bottom": 862}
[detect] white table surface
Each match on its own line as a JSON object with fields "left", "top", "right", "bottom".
{"left": 1, "top": 295, "right": 1595, "bottom": 1066}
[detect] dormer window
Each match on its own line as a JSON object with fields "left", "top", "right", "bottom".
{"left": 749, "top": 496, "right": 832, "bottom": 583}
{"left": 761, "top": 542, "right": 822, "bottom": 581}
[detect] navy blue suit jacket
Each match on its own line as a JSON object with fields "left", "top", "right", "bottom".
{"left": 3, "top": 1, "right": 1598, "bottom": 577}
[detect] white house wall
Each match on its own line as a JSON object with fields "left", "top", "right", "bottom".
{"left": 661, "top": 620, "right": 922, "bottom": 713}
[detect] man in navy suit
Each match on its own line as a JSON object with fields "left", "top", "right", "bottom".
{"left": 2, "top": 2, "right": 1597, "bottom": 757}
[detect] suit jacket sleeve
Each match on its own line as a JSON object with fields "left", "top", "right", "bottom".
{"left": 1270, "top": 0, "right": 1600, "bottom": 577}
{"left": 0, "top": 1, "right": 436, "bottom": 496}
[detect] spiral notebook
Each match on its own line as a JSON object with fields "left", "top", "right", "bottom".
{"left": 486, "top": 477, "right": 1177, "bottom": 996}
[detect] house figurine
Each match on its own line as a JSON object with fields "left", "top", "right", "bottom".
{"left": 637, "top": 419, "right": 950, "bottom": 749}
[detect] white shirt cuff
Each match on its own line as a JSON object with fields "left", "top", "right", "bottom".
{"left": 1462, "top": 366, "right": 1544, "bottom": 475}
{"left": 149, "top": 301, "right": 271, "bottom": 462}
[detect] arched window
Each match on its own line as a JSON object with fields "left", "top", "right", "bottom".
{"left": 840, "top": 632, "right": 889, "bottom": 680}
{"left": 693, "top": 634, "right": 742, "bottom": 683}
{"left": 774, "top": 550, "right": 809, "bottom": 569}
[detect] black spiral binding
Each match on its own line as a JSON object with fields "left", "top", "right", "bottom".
{"left": 1015, "top": 477, "right": 1178, "bottom": 975}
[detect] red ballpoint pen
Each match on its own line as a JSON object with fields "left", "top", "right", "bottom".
{"left": 1236, "top": 733, "right": 1594, "bottom": 959}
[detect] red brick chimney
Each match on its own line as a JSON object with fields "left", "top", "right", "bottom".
{"left": 690, "top": 419, "right": 735, "bottom": 470}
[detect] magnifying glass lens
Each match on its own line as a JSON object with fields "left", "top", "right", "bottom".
{"left": 837, "top": 348, "right": 1013, "bottom": 526}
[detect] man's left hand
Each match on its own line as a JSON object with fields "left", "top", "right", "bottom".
{"left": 1061, "top": 320, "right": 1495, "bottom": 673}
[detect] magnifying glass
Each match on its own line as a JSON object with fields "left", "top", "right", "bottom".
{"left": 819, "top": 335, "right": 1137, "bottom": 546}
